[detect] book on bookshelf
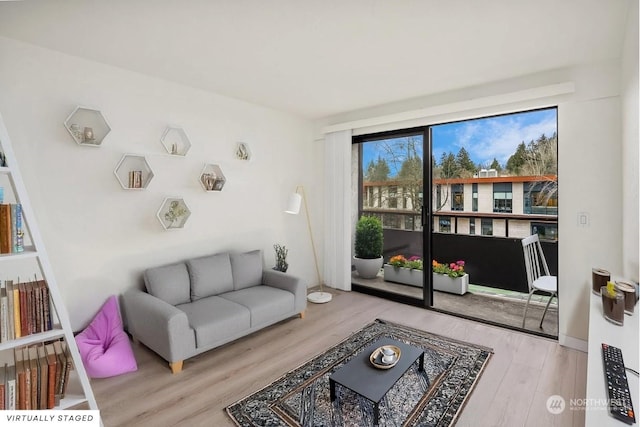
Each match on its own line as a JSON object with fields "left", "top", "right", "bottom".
{"left": 0, "top": 204, "right": 10, "bottom": 254}
{"left": 27, "top": 346, "right": 38, "bottom": 410}
{"left": 12, "top": 280, "right": 20, "bottom": 339}
{"left": 36, "top": 345, "right": 48, "bottom": 409}
{"left": 0, "top": 363, "right": 5, "bottom": 410}
{"left": 6, "top": 363, "right": 16, "bottom": 410}
{"left": 44, "top": 343, "right": 56, "bottom": 409}
{"left": 6, "top": 280, "right": 14, "bottom": 341}
{"left": 14, "top": 203, "right": 23, "bottom": 253}
{"left": 53, "top": 341, "right": 67, "bottom": 399}
{"left": 0, "top": 282, "right": 7, "bottom": 342}
{"left": 60, "top": 341, "right": 73, "bottom": 398}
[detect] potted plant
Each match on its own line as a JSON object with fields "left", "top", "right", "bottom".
{"left": 353, "top": 215, "right": 384, "bottom": 279}
{"left": 432, "top": 260, "right": 469, "bottom": 295}
{"left": 383, "top": 255, "right": 423, "bottom": 287}
{"left": 273, "top": 243, "right": 288, "bottom": 273}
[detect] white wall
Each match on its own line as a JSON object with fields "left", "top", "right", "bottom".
{"left": 318, "top": 59, "right": 626, "bottom": 347}
{"left": 0, "top": 37, "right": 320, "bottom": 331}
{"left": 621, "top": 1, "right": 639, "bottom": 281}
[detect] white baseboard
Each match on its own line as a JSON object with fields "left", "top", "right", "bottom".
{"left": 559, "top": 333, "right": 588, "bottom": 352}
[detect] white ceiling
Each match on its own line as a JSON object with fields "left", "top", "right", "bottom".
{"left": 0, "top": 0, "right": 631, "bottom": 119}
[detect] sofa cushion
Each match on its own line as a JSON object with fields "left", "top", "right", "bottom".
{"left": 176, "top": 296, "right": 250, "bottom": 348}
{"left": 220, "top": 286, "right": 294, "bottom": 326}
{"left": 144, "top": 262, "right": 191, "bottom": 305}
{"left": 186, "top": 253, "right": 234, "bottom": 300}
{"left": 230, "top": 250, "right": 263, "bottom": 290}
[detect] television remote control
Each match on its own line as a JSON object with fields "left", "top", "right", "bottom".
{"left": 602, "top": 343, "right": 636, "bottom": 424}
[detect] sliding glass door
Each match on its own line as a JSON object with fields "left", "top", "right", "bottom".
{"left": 351, "top": 108, "right": 559, "bottom": 338}
{"left": 352, "top": 127, "right": 430, "bottom": 305}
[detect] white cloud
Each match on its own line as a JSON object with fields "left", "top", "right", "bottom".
{"left": 454, "top": 112, "right": 556, "bottom": 166}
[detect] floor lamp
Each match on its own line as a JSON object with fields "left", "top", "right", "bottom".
{"left": 285, "top": 185, "right": 332, "bottom": 303}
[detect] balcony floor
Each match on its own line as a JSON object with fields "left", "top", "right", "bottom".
{"left": 351, "top": 272, "right": 558, "bottom": 338}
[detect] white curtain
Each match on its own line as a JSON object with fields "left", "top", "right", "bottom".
{"left": 323, "top": 130, "right": 352, "bottom": 291}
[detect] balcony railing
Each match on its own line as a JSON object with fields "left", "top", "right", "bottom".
{"left": 362, "top": 209, "right": 558, "bottom": 294}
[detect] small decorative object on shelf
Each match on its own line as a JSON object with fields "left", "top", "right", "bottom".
{"left": 235, "top": 142, "right": 251, "bottom": 161}
{"left": 63, "top": 106, "right": 111, "bottom": 147}
{"left": 273, "top": 244, "right": 288, "bottom": 272}
{"left": 592, "top": 268, "right": 610, "bottom": 295}
{"left": 199, "top": 164, "right": 226, "bottom": 191}
{"left": 157, "top": 197, "right": 191, "bottom": 230}
{"left": 83, "top": 127, "right": 94, "bottom": 143}
{"left": 601, "top": 282, "right": 625, "bottom": 325}
{"left": 160, "top": 126, "right": 191, "bottom": 156}
{"left": 114, "top": 154, "right": 155, "bottom": 190}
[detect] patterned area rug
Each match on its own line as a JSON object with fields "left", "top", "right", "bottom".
{"left": 226, "top": 319, "right": 492, "bottom": 426}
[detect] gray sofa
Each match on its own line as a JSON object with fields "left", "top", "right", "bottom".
{"left": 122, "top": 250, "right": 307, "bottom": 373}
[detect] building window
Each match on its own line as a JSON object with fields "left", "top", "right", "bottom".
{"left": 436, "top": 185, "right": 442, "bottom": 210}
{"left": 383, "top": 214, "right": 401, "bottom": 229}
{"left": 452, "top": 184, "right": 464, "bottom": 211}
{"left": 404, "top": 215, "right": 414, "bottom": 230}
{"left": 439, "top": 216, "right": 451, "bottom": 233}
{"left": 472, "top": 183, "right": 478, "bottom": 212}
{"left": 531, "top": 222, "right": 558, "bottom": 241}
{"left": 524, "top": 182, "right": 558, "bottom": 215}
{"left": 388, "top": 186, "right": 398, "bottom": 209}
{"left": 469, "top": 218, "right": 475, "bottom": 235}
{"left": 481, "top": 218, "right": 493, "bottom": 236}
{"left": 493, "top": 183, "right": 513, "bottom": 213}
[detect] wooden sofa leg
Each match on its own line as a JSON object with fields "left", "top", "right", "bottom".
{"left": 299, "top": 311, "right": 305, "bottom": 319}
{"left": 170, "top": 361, "right": 183, "bottom": 374}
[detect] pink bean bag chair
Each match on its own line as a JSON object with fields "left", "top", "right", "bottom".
{"left": 75, "top": 296, "right": 137, "bottom": 378}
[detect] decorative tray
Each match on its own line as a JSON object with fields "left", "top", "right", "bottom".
{"left": 369, "top": 345, "right": 401, "bottom": 369}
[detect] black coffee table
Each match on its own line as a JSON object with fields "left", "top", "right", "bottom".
{"left": 329, "top": 337, "right": 425, "bottom": 426}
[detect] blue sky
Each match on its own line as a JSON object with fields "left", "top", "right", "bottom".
{"left": 431, "top": 108, "right": 557, "bottom": 166}
{"left": 362, "top": 108, "right": 557, "bottom": 176}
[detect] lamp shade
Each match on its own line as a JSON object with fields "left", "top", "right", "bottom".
{"left": 285, "top": 192, "right": 302, "bottom": 214}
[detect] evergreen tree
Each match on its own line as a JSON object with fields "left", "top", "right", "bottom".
{"left": 365, "top": 156, "right": 390, "bottom": 181}
{"left": 440, "top": 152, "right": 458, "bottom": 178}
{"left": 489, "top": 158, "right": 502, "bottom": 171}
{"left": 506, "top": 142, "right": 527, "bottom": 174}
{"left": 398, "top": 155, "right": 422, "bottom": 180}
{"left": 456, "top": 147, "right": 476, "bottom": 175}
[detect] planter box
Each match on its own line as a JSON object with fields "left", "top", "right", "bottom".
{"left": 433, "top": 273, "right": 469, "bottom": 295}
{"left": 383, "top": 266, "right": 469, "bottom": 295}
{"left": 383, "top": 265, "right": 423, "bottom": 287}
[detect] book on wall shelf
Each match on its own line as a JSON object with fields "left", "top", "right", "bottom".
{"left": 0, "top": 112, "right": 98, "bottom": 417}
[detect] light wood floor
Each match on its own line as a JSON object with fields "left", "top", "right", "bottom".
{"left": 90, "top": 290, "right": 586, "bottom": 427}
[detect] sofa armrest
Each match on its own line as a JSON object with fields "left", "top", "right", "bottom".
{"left": 122, "top": 289, "right": 196, "bottom": 363}
{"left": 262, "top": 269, "right": 307, "bottom": 313}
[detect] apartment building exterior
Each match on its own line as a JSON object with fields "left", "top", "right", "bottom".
{"left": 362, "top": 170, "right": 558, "bottom": 241}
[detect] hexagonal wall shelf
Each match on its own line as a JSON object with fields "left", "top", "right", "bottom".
{"left": 199, "top": 164, "right": 226, "bottom": 191}
{"left": 235, "top": 142, "right": 251, "bottom": 161}
{"left": 160, "top": 126, "right": 191, "bottom": 156}
{"left": 157, "top": 197, "right": 191, "bottom": 230}
{"left": 114, "top": 154, "right": 155, "bottom": 189}
{"left": 64, "top": 106, "right": 111, "bottom": 146}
